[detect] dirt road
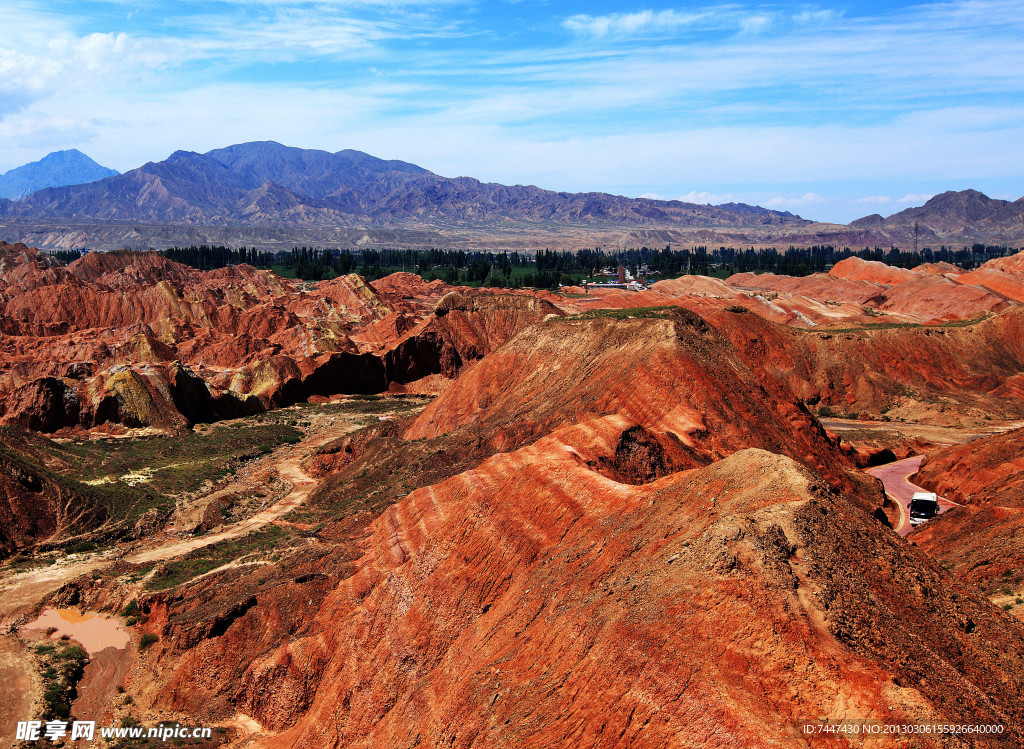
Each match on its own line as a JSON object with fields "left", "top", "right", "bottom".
{"left": 867, "top": 455, "right": 959, "bottom": 536}
{"left": 124, "top": 449, "right": 317, "bottom": 565}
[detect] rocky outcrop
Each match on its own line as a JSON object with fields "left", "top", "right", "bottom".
{"left": 0, "top": 248, "right": 458, "bottom": 431}
{"left": 2, "top": 363, "right": 262, "bottom": 432}
{"left": 4, "top": 243, "right": 1024, "bottom": 432}
{"left": 709, "top": 305, "right": 1024, "bottom": 421}
{"left": 403, "top": 308, "right": 861, "bottom": 495}
{"left": 383, "top": 293, "right": 563, "bottom": 382}
{"left": 730, "top": 257, "right": 1019, "bottom": 324}
{"left": 0, "top": 444, "right": 104, "bottom": 558}
{"left": 910, "top": 428, "right": 1024, "bottom": 590}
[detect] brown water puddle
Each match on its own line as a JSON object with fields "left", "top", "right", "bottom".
{"left": 22, "top": 608, "right": 130, "bottom": 654}
{"left": 22, "top": 608, "right": 134, "bottom": 725}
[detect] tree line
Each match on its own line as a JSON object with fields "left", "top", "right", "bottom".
{"left": 46, "top": 242, "right": 1020, "bottom": 287}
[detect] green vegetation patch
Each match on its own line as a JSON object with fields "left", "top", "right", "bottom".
{"left": 0, "top": 424, "right": 302, "bottom": 524}
{"left": 294, "top": 396, "right": 431, "bottom": 418}
{"left": 34, "top": 640, "right": 88, "bottom": 720}
{"left": 145, "top": 524, "right": 292, "bottom": 591}
{"left": 817, "top": 313, "right": 992, "bottom": 335}
{"left": 559, "top": 306, "right": 678, "bottom": 322}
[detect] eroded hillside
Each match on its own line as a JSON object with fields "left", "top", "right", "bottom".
{"left": 4, "top": 246, "right": 1024, "bottom": 747}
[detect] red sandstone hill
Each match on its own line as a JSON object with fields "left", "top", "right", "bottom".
{"left": 729, "top": 256, "right": 1020, "bottom": 325}
{"left": 708, "top": 306, "right": 1024, "bottom": 424}
{"left": 20, "top": 250, "right": 1024, "bottom": 744}
{"left": 0, "top": 434, "right": 104, "bottom": 558}
{"left": 4, "top": 243, "right": 1024, "bottom": 433}
{"left": 910, "top": 428, "right": 1024, "bottom": 591}
{"left": 137, "top": 427, "right": 1024, "bottom": 748}
{"left": 829, "top": 256, "right": 919, "bottom": 285}
{"left": 0, "top": 245, "right": 548, "bottom": 432}
{"left": 913, "top": 426, "right": 1024, "bottom": 507}
{"left": 402, "top": 309, "right": 865, "bottom": 497}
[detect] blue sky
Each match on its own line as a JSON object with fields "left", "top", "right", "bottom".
{"left": 2, "top": 0, "right": 1022, "bottom": 223}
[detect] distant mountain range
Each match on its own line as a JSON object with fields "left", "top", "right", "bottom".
{"left": 0, "top": 149, "right": 117, "bottom": 200}
{"left": 0, "top": 142, "right": 806, "bottom": 230}
{"left": 850, "top": 190, "right": 1024, "bottom": 245}
{"left": 0, "top": 142, "right": 1020, "bottom": 251}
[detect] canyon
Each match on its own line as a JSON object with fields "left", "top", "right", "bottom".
{"left": 1, "top": 242, "right": 1024, "bottom": 747}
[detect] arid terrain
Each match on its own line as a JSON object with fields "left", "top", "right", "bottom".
{"left": 3, "top": 242, "right": 1024, "bottom": 747}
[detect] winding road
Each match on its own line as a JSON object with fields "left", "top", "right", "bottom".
{"left": 867, "top": 455, "right": 959, "bottom": 536}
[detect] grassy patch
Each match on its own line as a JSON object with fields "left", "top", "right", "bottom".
{"left": 145, "top": 525, "right": 292, "bottom": 591}
{"left": 0, "top": 424, "right": 302, "bottom": 524}
{"left": 293, "top": 396, "right": 431, "bottom": 417}
{"left": 818, "top": 313, "right": 992, "bottom": 335}
{"left": 559, "top": 306, "right": 677, "bottom": 322}
{"left": 34, "top": 640, "right": 88, "bottom": 720}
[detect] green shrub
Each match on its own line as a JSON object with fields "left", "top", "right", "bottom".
{"left": 66, "top": 540, "right": 97, "bottom": 554}
{"left": 122, "top": 600, "right": 141, "bottom": 617}
{"left": 139, "top": 633, "right": 158, "bottom": 651}
{"left": 57, "top": 645, "right": 87, "bottom": 662}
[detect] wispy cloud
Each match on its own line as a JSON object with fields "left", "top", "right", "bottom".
{"left": 562, "top": 9, "right": 713, "bottom": 38}
{"left": 765, "top": 193, "right": 825, "bottom": 210}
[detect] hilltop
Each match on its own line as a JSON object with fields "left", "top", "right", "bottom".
{"left": 0, "top": 150, "right": 118, "bottom": 200}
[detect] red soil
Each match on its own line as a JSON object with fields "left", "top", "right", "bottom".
{"left": 829, "top": 256, "right": 919, "bottom": 285}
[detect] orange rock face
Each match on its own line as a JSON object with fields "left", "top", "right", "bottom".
{"left": 872, "top": 274, "right": 1012, "bottom": 321}
{"left": 730, "top": 252, "right": 1024, "bottom": 324}
{"left": 0, "top": 245, "right": 538, "bottom": 431}
{"left": 910, "top": 428, "right": 1024, "bottom": 589}
{"left": 25, "top": 249, "right": 1020, "bottom": 745}
{"left": 5, "top": 243, "right": 1024, "bottom": 432}
{"left": 829, "top": 256, "right": 919, "bottom": 285}
{"left": 147, "top": 430, "right": 1024, "bottom": 748}
{"left": 402, "top": 309, "right": 857, "bottom": 491}
{"left": 709, "top": 306, "right": 1024, "bottom": 419}
{"left": 0, "top": 436, "right": 104, "bottom": 557}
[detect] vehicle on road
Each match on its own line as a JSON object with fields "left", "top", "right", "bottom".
{"left": 909, "top": 492, "right": 940, "bottom": 526}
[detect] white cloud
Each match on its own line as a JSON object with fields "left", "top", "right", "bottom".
{"left": 857, "top": 195, "right": 892, "bottom": 205}
{"left": 562, "top": 10, "right": 711, "bottom": 38}
{"left": 793, "top": 9, "right": 834, "bottom": 25}
{"left": 764, "top": 193, "right": 824, "bottom": 209}
{"left": 677, "top": 190, "right": 734, "bottom": 204}
{"left": 898, "top": 193, "right": 934, "bottom": 204}
{"left": 738, "top": 13, "right": 774, "bottom": 36}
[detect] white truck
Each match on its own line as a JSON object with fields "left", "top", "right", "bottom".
{"left": 909, "top": 492, "right": 940, "bottom": 526}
